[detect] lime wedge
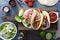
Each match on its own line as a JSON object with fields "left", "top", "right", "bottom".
{"left": 15, "top": 16, "right": 23, "bottom": 22}
{"left": 39, "top": 31, "right": 46, "bottom": 38}
{"left": 18, "top": 9, "right": 24, "bottom": 16}
{"left": 46, "top": 33, "right": 52, "bottom": 40}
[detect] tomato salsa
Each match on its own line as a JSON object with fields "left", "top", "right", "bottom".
{"left": 49, "top": 12, "right": 57, "bottom": 23}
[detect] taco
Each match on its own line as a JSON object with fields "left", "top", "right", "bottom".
{"left": 40, "top": 11, "right": 50, "bottom": 30}
{"left": 22, "top": 8, "right": 36, "bottom": 28}
{"left": 31, "top": 9, "right": 43, "bottom": 30}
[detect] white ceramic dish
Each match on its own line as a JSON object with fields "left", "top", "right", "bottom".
{"left": 49, "top": 12, "right": 59, "bottom": 23}
{"left": 0, "top": 22, "right": 17, "bottom": 40}
{"left": 38, "top": 0, "right": 59, "bottom": 6}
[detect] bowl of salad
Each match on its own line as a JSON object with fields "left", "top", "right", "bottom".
{"left": 0, "top": 22, "right": 17, "bottom": 40}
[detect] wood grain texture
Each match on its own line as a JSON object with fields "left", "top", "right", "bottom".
{"left": 2, "top": 16, "right": 58, "bottom": 31}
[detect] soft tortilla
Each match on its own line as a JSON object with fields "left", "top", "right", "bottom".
{"left": 31, "top": 10, "right": 43, "bottom": 30}
{"left": 41, "top": 11, "right": 50, "bottom": 30}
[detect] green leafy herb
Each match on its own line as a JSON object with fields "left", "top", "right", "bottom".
{"left": 52, "top": 32, "right": 56, "bottom": 37}
{"left": 0, "top": 25, "right": 4, "bottom": 31}
{"left": 42, "top": 20, "right": 46, "bottom": 25}
{"left": 0, "top": 22, "right": 16, "bottom": 39}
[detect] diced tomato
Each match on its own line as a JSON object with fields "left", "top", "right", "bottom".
{"left": 35, "top": 16, "right": 38, "bottom": 19}
{"left": 29, "top": 0, "right": 35, "bottom": 3}
{"left": 36, "top": 22, "right": 40, "bottom": 26}
{"left": 28, "top": 2, "right": 33, "bottom": 7}
{"left": 49, "top": 13, "right": 57, "bottom": 22}
{"left": 24, "top": 11, "right": 33, "bottom": 19}
{"left": 36, "top": 8, "right": 41, "bottom": 13}
{"left": 24, "top": 15, "right": 28, "bottom": 19}
{"left": 27, "top": 12, "right": 32, "bottom": 16}
{"left": 40, "top": 25, "right": 44, "bottom": 29}
{"left": 33, "top": 21, "right": 40, "bottom": 28}
{"left": 24, "top": 0, "right": 28, "bottom": 3}
{"left": 43, "top": 16, "right": 47, "bottom": 20}
{"left": 28, "top": 13, "right": 30, "bottom": 16}
{"left": 34, "top": 16, "right": 38, "bottom": 21}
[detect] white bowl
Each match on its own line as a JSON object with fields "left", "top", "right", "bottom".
{"left": 0, "top": 22, "right": 17, "bottom": 40}
{"left": 49, "top": 12, "right": 59, "bottom": 23}
{"left": 38, "top": 0, "right": 59, "bottom": 6}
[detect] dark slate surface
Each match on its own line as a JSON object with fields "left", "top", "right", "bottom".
{"left": 0, "top": 0, "right": 60, "bottom": 40}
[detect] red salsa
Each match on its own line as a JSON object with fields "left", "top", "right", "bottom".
{"left": 49, "top": 12, "right": 57, "bottom": 22}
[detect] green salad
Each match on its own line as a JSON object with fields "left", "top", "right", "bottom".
{"left": 0, "top": 22, "right": 17, "bottom": 39}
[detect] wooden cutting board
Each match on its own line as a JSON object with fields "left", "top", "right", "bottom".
{"left": 2, "top": 8, "right": 58, "bottom": 31}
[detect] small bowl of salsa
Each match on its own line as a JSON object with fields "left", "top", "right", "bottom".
{"left": 49, "top": 12, "right": 59, "bottom": 23}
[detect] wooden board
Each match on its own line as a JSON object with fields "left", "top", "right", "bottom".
{"left": 2, "top": 16, "right": 58, "bottom": 31}
{"left": 18, "top": 7, "right": 57, "bottom": 12}
{"left": 2, "top": 8, "right": 58, "bottom": 31}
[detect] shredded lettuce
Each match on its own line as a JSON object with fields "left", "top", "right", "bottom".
{"left": 0, "top": 23, "right": 16, "bottom": 39}
{"left": 0, "top": 25, "right": 4, "bottom": 31}
{"left": 42, "top": 20, "right": 46, "bottom": 25}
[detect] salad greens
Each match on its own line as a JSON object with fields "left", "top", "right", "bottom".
{"left": 0, "top": 22, "right": 17, "bottom": 39}
{"left": 0, "top": 25, "right": 4, "bottom": 31}
{"left": 22, "top": 19, "right": 31, "bottom": 28}
{"left": 42, "top": 20, "right": 46, "bottom": 25}
{"left": 42, "top": 11, "right": 47, "bottom": 16}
